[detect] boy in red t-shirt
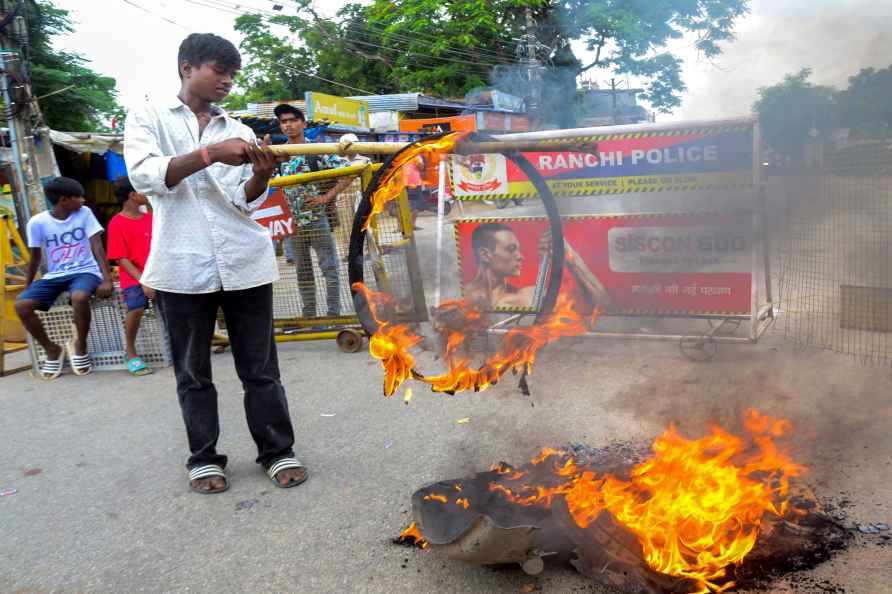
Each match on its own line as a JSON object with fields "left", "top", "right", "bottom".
{"left": 107, "top": 176, "right": 154, "bottom": 375}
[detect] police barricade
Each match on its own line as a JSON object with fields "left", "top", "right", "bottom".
{"left": 246, "top": 162, "right": 427, "bottom": 352}
{"left": 440, "top": 118, "right": 772, "bottom": 360}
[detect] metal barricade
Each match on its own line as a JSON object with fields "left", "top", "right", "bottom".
{"left": 777, "top": 141, "right": 892, "bottom": 364}
{"left": 27, "top": 288, "right": 172, "bottom": 373}
{"left": 435, "top": 119, "right": 774, "bottom": 361}
{"left": 265, "top": 163, "right": 427, "bottom": 351}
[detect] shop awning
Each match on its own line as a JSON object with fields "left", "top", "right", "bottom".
{"left": 49, "top": 130, "right": 123, "bottom": 155}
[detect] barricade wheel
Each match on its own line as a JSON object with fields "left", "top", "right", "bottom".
{"left": 337, "top": 329, "right": 364, "bottom": 353}
{"left": 679, "top": 335, "right": 718, "bottom": 362}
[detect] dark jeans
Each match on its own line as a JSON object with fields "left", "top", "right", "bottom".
{"left": 156, "top": 284, "right": 295, "bottom": 470}
{"left": 291, "top": 217, "right": 341, "bottom": 318}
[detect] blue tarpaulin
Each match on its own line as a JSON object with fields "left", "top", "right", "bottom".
{"left": 105, "top": 151, "right": 128, "bottom": 180}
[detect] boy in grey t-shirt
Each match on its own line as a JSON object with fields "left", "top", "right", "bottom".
{"left": 15, "top": 177, "right": 113, "bottom": 379}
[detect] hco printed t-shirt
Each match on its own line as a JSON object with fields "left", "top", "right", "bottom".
{"left": 106, "top": 212, "right": 153, "bottom": 289}
{"left": 26, "top": 207, "right": 104, "bottom": 280}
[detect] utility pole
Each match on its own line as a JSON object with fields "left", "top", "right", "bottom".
{"left": 0, "top": 0, "right": 56, "bottom": 228}
{"left": 610, "top": 78, "right": 618, "bottom": 125}
{"left": 519, "top": 7, "right": 542, "bottom": 127}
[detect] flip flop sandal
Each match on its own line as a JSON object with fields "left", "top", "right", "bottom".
{"left": 38, "top": 351, "right": 65, "bottom": 380}
{"left": 266, "top": 457, "right": 308, "bottom": 489}
{"left": 188, "top": 464, "right": 229, "bottom": 494}
{"left": 127, "top": 356, "right": 153, "bottom": 376}
{"left": 66, "top": 338, "right": 93, "bottom": 376}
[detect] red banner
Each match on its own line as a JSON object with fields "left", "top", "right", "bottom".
{"left": 251, "top": 188, "right": 293, "bottom": 240}
{"left": 455, "top": 213, "right": 753, "bottom": 315}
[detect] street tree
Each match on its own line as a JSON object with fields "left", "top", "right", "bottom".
{"left": 19, "top": 1, "right": 121, "bottom": 131}
{"left": 229, "top": 0, "right": 750, "bottom": 114}
{"left": 837, "top": 65, "right": 892, "bottom": 139}
{"left": 753, "top": 69, "right": 837, "bottom": 161}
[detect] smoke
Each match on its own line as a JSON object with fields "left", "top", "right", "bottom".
{"left": 674, "top": 0, "right": 892, "bottom": 120}
{"left": 488, "top": 58, "right": 582, "bottom": 129}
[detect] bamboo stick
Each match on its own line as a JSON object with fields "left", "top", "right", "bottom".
{"left": 268, "top": 137, "right": 599, "bottom": 157}
{"left": 454, "top": 139, "right": 599, "bottom": 155}
{"left": 269, "top": 142, "right": 406, "bottom": 156}
{"left": 267, "top": 163, "right": 381, "bottom": 187}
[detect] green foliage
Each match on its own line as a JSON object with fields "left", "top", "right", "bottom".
{"left": 753, "top": 69, "right": 837, "bottom": 159}
{"left": 540, "top": 0, "right": 748, "bottom": 112}
{"left": 21, "top": 1, "right": 121, "bottom": 131}
{"left": 837, "top": 65, "right": 892, "bottom": 139}
{"left": 230, "top": 0, "right": 749, "bottom": 114}
{"left": 222, "top": 13, "right": 317, "bottom": 109}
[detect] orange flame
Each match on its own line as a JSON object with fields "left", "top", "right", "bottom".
{"left": 425, "top": 295, "right": 592, "bottom": 393}
{"left": 354, "top": 282, "right": 423, "bottom": 397}
{"left": 355, "top": 281, "right": 594, "bottom": 396}
{"left": 363, "top": 132, "right": 467, "bottom": 230}
{"left": 397, "top": 521, "right": 429, "bottom": 549}
{"left": 487, "top": 410, "right": 806, "bottom": 593}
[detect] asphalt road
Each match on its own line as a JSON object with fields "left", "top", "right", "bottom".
{"left": 1, "top": 329, "right": 890, "bottom": 593}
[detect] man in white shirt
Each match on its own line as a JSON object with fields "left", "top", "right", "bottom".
{"left": 124, "top": 33, "right": 307, "bottom": 494}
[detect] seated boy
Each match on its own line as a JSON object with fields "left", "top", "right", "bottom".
{"left": 107, "top": 176, "right": 154, "bottom": 375}
{"left": 15, "top": 177, "right": 113, "bottom": 379}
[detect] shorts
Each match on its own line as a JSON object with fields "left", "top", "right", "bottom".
{"left": 122, "top": 285, "right": 149, "bottom": 311}
{"left": 407, "top": 186, "right": 425, "bottom": 209}
{"left": 17, "top": 273, "right": 101, "bottom": 311}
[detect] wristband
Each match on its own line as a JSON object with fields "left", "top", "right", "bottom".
{"left": 200, "top": 146, "right": 212, "bottom": 167}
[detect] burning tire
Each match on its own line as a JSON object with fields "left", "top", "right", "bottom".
{"left": 347, "top": 132, "right": 568, "bottom": 395}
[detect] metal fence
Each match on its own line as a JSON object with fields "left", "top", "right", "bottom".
{"left": 258, "top": 164, "right": 427, "bottom": 350}
{"left": 28, "top": 288, "right": 172, "bottom": 372}
{"left": 777, "top": 141, "right": 892, "bottom": 363}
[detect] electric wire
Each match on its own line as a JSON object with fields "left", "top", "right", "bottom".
{"left": 118, "top": 0, "right": 376, "bottom": 95}
{"left": 188, "top": 0, "right": 509, "bottom": 72}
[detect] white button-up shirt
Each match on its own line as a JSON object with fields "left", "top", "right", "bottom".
{"left": 123, "top": 98, "right": 278, "bottom": 293}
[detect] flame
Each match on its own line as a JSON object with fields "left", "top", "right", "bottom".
{"left": 425, "top": 295, "right": 592, "bottom": 393}
{"left": 486, "top": 410, "right": 806, "bottom": 593}
{"left": 355, "top": 281, "right": 594, "bottom": 396}
{"left": 423, "top": 493, "right": 448, "bottom": 503}
{"left": 354, "top": 282, "right": 423, "bottom": 397}
{"left": 363, "top": 132, "right": 467, "bottom": 230}
{"left": 397, "top": 521, "right": 429, "bottom": 549}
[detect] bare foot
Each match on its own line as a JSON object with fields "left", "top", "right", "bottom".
{"left": 45, "top": 343, "right": 63, "bottom": 361}
{"left": 275, "top": 467, "right": 307, "bottom": 487}
{"left": 74, "top": 338, "right": 88, "bottom": 357}
{"left": 191, "top": 476, "right": 227, "bottom": 493}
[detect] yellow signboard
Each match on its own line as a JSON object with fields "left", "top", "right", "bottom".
{"left": 304, "top": 91, "right": 369, "bottom": 131}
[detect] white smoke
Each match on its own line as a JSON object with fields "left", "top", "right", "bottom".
{"left": 672, "top": 0, "right": 892, "bottom": 121}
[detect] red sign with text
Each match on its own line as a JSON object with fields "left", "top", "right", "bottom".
{"left": 251, "top": 188, "right": 293, "bottom": 240}
{"left": 455, "top": 213, "right": 753, "bottom": 315}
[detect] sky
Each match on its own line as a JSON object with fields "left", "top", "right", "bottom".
{"left": 52, "top": 0, "right": 892, "bottom": 123}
